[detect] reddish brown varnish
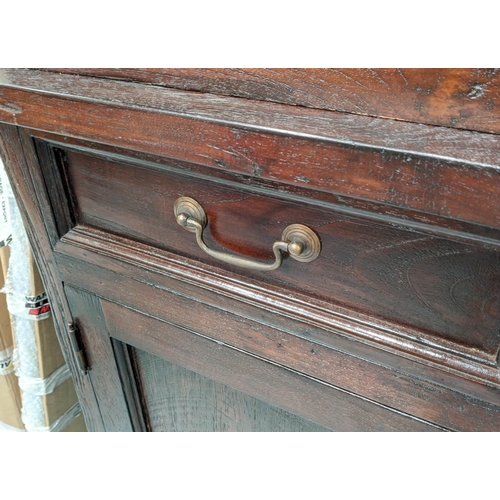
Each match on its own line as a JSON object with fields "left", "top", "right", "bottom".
{"left": 48, "top": 68, "right": 500, "bottom": 134}
{"left": 0, "top": 69, "right": 499, "bottom": 432}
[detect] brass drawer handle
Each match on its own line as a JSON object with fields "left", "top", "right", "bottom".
{"left": 174, "top": 197, "right": 321, "bottom": 271}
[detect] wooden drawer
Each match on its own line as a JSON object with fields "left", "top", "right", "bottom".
{"left": 52, "top": 144, "right": 499, "bottom": 368}
{"left": 25, "top": 135, "right": 499, "bottom": 396}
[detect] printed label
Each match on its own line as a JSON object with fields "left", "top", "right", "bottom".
{"left": 0, "top": 234, "right": 12, "bottom": 248}
{"left": 25, "top": 292, "right": 51, "bottom": 320}
{"left": 0, "top": 346, "right": 14, "bottom": 375}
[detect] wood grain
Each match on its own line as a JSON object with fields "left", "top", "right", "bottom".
{"left": 33, "top": 140, "right": 75, "bottom": 238}
{"left": 46, "top": 69, "right": 500, "bottom": 134}
{"left": 0, "top": 124, "right": 103, "bottom": 431}
{"left": 111, "top": 340, "right": 149, "bottom": 431}
{"left": 64, "top": 285, "right": 134, "bottom": 431}
{"left": 1, "top": 70, "right": 500, "bottom": 229}
{"left": 59, "top": 147, "right": 500, "bottom": 362}
{"left": 28, "top": 130, "right": 500, "bottom": 247}
{"left": 56, "top": 225, "right": 500, "bottom": 396}
{"left": 2, "top": 69, "right": 500, "bottom": 432}
{"left": 103, "top": 299, "right": 444, "bottom": 432}
{"left": 53, "top": 238, "right": 500, "bottom": 431}
{"left": 134, "top": 348, "right": 330, "bottom": 432}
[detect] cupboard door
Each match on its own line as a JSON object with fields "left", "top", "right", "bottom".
{"left": 65, "top": 286, "right": 442, "bottom": 432}
{"left": 64, "top": 286, "right": 137, "bottom": 431}
{"left": 131, "top": 347, "right": 330, "bottom": 432}
{"left": 66, "top": 286, "right": 333, "bottom": 431}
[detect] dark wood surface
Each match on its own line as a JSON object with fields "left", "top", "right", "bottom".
{"left": 104, "top": 299, "right": 443, "bottom": 431}
{"left": 133, "top": 348, "right": 330, "bottom": 432}
{"left": 57, "top": 145, "right": 500, "bottom": 363}
{"left": 54, "top": 237, "right": 500, "bottom": 431}
{"left": 55, "top": 225, "right": 500, "bottom": 398}
{"left": 29, "top": 129, "right": 500, "bottom": 248}
{"left": 64, "top": 286, "right": 134, "bottom": 431}
{"left": 110, "top": 340, "right": 149, "bottom": 432}
{"left": 1, "top": 70, "right": 500, "bottom": 231}
{"left": 0, "top": 69, "right": 499, "bottom": 431}
{"left": 0, "top": 124, "right": 104, "bottom": 430}
{"left": 46, "top": 68, "right": 500, "bottom": 134}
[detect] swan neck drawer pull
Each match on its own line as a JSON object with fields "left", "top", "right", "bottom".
{"left": 174, "top": 197, "right": 321, "bottom": 272}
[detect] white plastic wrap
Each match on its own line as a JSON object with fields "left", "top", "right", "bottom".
{"left": 13, "top": 349, "right": 72, "bottom": 395}
{"left": 4, "top": 290, "right": 51, "bottom": 321}
{"left": 0, "top": 159, "right": 12, "bottom": 249}
{"left": 1, "top": 164, "right": 45, "bottom": 430}
{"left": 24, "top": 402, "right": 82, "bottom": 433}
{"left": 0, "top": 158, "right": 80, "bottom": 432}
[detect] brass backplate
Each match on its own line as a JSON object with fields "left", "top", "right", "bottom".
{"left": 282, "top": 224, "right": 321, "bottom": 262}
{"left": 174, "top": 197, "right": 207, "bottom": 233}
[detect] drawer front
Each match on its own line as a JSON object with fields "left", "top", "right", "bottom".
{"left": 46, "top": 144, "right": 500, "bottom": 368}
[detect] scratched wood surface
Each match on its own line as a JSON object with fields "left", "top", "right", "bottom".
{"left": 133, "top": 348, "right": 330, "bottom": 432}
{"left": 1, "top": 70, "right": 500, "bottom": 231}
{"left": 58, "top": 146, "right": 500, "bottom": 363}
{"left": 64, "top": 286, "right": 134, "bottom": 431}
{"left": 1, "top": 70, "right": 499, "bottom": 432}
{"left": 0, "top": 124, "right": 104, "bottom": 431}
{"left": 54, "top": 243, "right": 500, "bottom": 431}
{"left": 47, "top": 68, "right": 500, "bottom": 134}
{"left": 103, "top": 299, "right": 443, "bottom": 431}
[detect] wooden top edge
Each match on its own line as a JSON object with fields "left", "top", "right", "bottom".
{"left": 2, "top": 69, "right": 500, "bottom": 230}
{"left": 42, "top": 68, "right": 500, "bottom": 136}
{"left": 1, "top": 69, "right": 500, "bottom": 169}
